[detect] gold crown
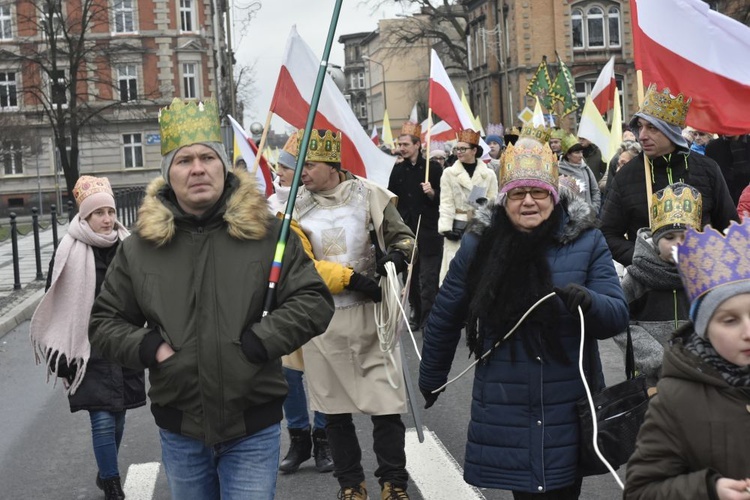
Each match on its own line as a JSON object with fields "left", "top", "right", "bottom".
{"left": 561, "top": 133, "right": 579, "bottom": 154}
{"left": 638, "top": 84, "right": 692, "bottom": 128}
{"left": 158, "top": 99, "right": 222, "bottom": 156}
{"left": 456, "top": 129, "right": 480, "bottom": 145}
{"left": 651, "top": 183, "right": 703, "bottom": 235}
{"left": 505, "top": 126, "right": 521, "bottom": 137}
{"left": 500, "top": 137, "right": 559, "bottom": 191}
{"left": 298, "top": 129, "right": 342, "bottom": 163}
{"left": 283, "top": 132, "right": 300, "bottom": 156}
{"left": 520, "top": 124, "right": 552, "bottom": 144}
{"left": 400, "top": 121, "right": 421, "bottom": 138}
{"left": 550, "top": 128, "right": 568, "bottom": 140}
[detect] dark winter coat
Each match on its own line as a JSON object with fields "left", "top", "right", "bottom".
{"left": 419, "top": 193, "right": 628, "bottom": 493}
{"left": 47, "top": 241, "right": 146, "bottom": 413}
{"left": 600, "top": 151, "right": 738, "bottom": 265}
{"left": 388, "top": 152, "right": 443, "bottom": 256}
{"left": 624, "top": 326, "right": 750, "bottom": 499}
{"left": 705, "top": 135, "right": 750, "bottom": 205}
{"left": 89, "top": 171, "right": 334, "bottom": 446}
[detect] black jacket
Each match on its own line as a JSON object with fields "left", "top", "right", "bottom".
{"left": 48, "top": 240, "right": 147, "bottom": 413}
{"left": 705, "top": 135, "right": 750, "bottom": 205}
{"left": 387, "top": 153, "right": 443, "bottom": 255}
{"left": 600, "top": 151, "right": 738, "bottom": 265}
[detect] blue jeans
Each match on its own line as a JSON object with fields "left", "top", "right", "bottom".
{"left": 89, "top": 410, "right": 126, "bottom": 480}
{"left": 159, "top": 424, "right": 281, "bottom": 500}
{"left": 283, "top": 367, "right": 326, "bottom": 430}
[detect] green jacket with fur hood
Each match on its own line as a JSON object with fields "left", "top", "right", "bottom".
{"left": 90, "top": 170, "right": 334, "bottom": 445}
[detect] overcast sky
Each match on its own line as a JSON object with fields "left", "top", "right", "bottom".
{"left": 233, "top": 0, "right": 412, "bottom": 131}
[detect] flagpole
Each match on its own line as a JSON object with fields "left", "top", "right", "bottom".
{"left": 261, "top": 0, "right": 344, "bottom": 316}
{"left": 425, "top": 109, "right": 433, "bottom": 183}
{"left": 252, "top": 110, "right": 274, "bottom": 173}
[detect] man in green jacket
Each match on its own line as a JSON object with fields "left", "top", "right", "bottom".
{"left": 89, "top": 99, "right": 334, "bottom": 500}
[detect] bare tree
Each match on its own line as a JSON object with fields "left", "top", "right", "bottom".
{"left": 0, "top": 0, "right": 157, "bottom": 200}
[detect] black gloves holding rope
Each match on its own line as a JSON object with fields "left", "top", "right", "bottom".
{"left": 376, "top": 251, "right": 407, "bottom": 276}
{"left": 346, "top": 272, "right": 382, "bottom": 303}
{"left": 554, "top": 283, "right": 593, "bottom": 314}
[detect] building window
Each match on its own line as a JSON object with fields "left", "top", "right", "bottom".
{"left": 571, "top": 4, "right": 621, "bottom": 50}
{"left": 123, "top": 133, "right": 143, "bottom": 168}
{"left": 357, "top": 71, "right": 365, "bottom": 88}
{"left": 182, "top": 63, "right": 197, "bottom": 99}
{"left": 350, "top": 73, "right": 357, "bottom": 90}
{"left": 49, "top": 69, "right": 67, "bottom": 107}
{"left": 0, "top": 5, "right": 12, "bottom": 40}
{"left": 180, "top": 0, "right": 196, "bottom": 32}
{"left": 2, "top": 141, "right": 23, "bottom": 175}
{"left": 40, "top": 0, "right": 63, "bottom": 38}
{"left": 0, "top": 72, "right": 18, "bottom": 110}
{"left": 575, "top": 77, "right": 624, "bottom": 118}
{"left": 117, "top": 64, "right": 137, "bottom": 102}
{"left": 358, "top": 99, "right": 367, "bottom": 120}
{"left": 113, "top": 0, "right": 135, "bottom": 33}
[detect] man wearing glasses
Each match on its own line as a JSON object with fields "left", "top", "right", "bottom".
{"left": 437, "top": 129, "right": 498, "bottom": 283}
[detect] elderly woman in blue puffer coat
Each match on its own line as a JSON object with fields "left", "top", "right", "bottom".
{"left": 419, "top": 133, "right": 628, "bottom": 499}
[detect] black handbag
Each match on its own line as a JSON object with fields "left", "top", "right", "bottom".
{"left": 451, "top": 219, "right": 468, "bottom": 236}
{"left": 577, "top": 326, "right": 650, "bottom": 477}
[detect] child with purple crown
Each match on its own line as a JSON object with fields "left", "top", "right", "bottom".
{"left": 624, "top": 218, "right": 750, "bottom": 500}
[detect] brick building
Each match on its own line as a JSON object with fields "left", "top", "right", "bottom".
{"left": 0, "top": 0, "right": 230, "bottom": 216}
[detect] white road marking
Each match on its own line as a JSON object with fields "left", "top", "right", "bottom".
{"left": 123, "top": 462, "right": 160, "bottom": 500}
{"left": 405, "top": 427, "right": 486, "bottom": 500}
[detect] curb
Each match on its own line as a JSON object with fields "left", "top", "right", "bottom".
{"left": 0, "top": 289, "right": 44, "bottom": 339}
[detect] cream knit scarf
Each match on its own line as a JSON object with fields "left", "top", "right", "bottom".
{"left": 29, "top": 215, "right": 129, "bottom": 395}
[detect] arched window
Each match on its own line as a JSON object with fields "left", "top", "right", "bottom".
{"left": 571, "top": 3, "right": 622, "bottom": 50}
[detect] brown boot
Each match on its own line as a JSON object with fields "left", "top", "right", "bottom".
{"left": 380, "top": 481, "right": 409, "bottom": 499}
{"left": 337, "top": 481, "right": 368, "bottom": 500}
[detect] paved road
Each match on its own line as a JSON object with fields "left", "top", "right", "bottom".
{"left": 0, "top": 321, "right": 628, "bottom": 499}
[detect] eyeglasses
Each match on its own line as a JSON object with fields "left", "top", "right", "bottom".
{"left": 453, "top": 147, "right": 473, "bottom": 153}
{"left": 507, "top": 188, "right": 551, "bottom": 201}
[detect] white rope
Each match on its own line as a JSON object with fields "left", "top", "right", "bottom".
{"left": 374, "top": 261, "right": 411, "bottom": 389}
{"left": 576, "top": 306, "right": 624, "bottom": 490}
{"left": 429, "top": 291, "right": 624, "bottom": 490}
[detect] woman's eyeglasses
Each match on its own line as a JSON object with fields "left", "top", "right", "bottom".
{"left": 453, "top": 147, "right": 473, "bottom": 153}
{"left": 507, "top": 188, "right": 551, "bottom": 200}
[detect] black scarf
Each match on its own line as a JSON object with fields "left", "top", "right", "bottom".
{"left": 685, "top": 332, "right": 750, "bottom": 387}
{"left": 465, "top": 204, "right": 568, "bottom": 363}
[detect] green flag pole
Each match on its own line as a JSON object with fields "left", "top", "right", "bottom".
{"left": 262, "top": 0, "right": 344, "bottom": 316}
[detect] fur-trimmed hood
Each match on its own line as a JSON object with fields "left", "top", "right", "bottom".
{"left": 136, "top": 169, "right": 271, "bottom": 246}
{"left": 469, "top": 185, "right": 598, "bottom": 245}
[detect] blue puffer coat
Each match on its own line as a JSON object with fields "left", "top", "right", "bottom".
{"left": 419, "top": 194, "right": 628, "bottom": 493}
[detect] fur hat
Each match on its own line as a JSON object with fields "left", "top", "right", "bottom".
{"left": 73, "top": 176, "right": 116, "bottom": 221}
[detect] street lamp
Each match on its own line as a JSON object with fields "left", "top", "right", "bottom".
{"left": 362, "top": 56, "right": 387, "bottom": 128}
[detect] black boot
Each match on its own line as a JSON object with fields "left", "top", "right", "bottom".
{"left": 312, "top": 427, "right": 334, "bottom": 473}
{"left": 100, "top": 476, "right": 125, "bottom": 500}
{"left": 279, "top": 426, "right": 312, "bottom": 473}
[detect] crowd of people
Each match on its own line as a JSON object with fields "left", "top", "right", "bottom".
{"left": 29, "top": 83, "right": 750, "bottom": 500}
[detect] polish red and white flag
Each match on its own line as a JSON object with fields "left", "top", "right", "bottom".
{"left": 370, "top": 125, "right": 379, "bottom": 146}
{"left": 269, "top": 27, "right": 396, "bottom": 187}
{"left": 590, "top": 56, "right": 616, "bottom": 115}
{"left": 228, "top": 115, "right": 274, "bottom": 197}
{"left": 429, "top": 50, "right": 489, "bottom": 158}
{"left": 632, "top": 0, "right": 750, "bottom": 135}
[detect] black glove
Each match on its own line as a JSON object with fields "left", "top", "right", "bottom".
{"left": 241, "top": 329, "right": 269, "bottom": 364}
{"left": 554, "top": 284, "right": 593, "bottom": 315}
{"left": 376, "top": 251, "right": 407, "bottom": 276}
{"left": 346, "top": 272, "right": 382, "bottom": 303}
{"left": 420, "top": 387, "right": 444, "bottom": 409}
{"left": 442, "top": 230, "right": 462, "bottom": 241}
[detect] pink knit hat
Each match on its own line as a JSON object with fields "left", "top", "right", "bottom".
{"left": 73, "top": 176, "right": 116, "bottom": 220}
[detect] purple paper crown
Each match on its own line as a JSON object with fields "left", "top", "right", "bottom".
{"left": 486, "top": 123, "right": 504, "bottom": 136}
{"left": 676, "top": 218, "right": 750, "bottom": 304}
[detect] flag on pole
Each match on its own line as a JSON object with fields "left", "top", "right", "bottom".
{"left": 420, "top": 120, "right": 455, "bottom": 143}
{"left": 577, "top": 95, "right": 612, "bottom": 163}
{"left": 228, "top": 115, "right": 274, "bottom": 197}
{"left": 590, "top": 56, "right": 617, "bottom": 115}
{"left": 370, "top": 125, "right": 379, "bottom": 146}
{"left": 526, "top": 56, "right": 554, "bottom": 110}
{"left": 428, "top": 49, "right": 490, "bottom": 159}
{"left": 609, "top": 88, "right": 623, "bottom": 162}
{"left": 460, "top": 89, "right": 485, "bottom": 135}
{"left": 549, "top": 54, "right": 579, "bottom": 116}
{"left": 382, "top": 110, "right": 394, "bottom": 149}
{"left": 532, "top": 97, "right": 545, "bottom": 127}
{"left": 409, "top": 103, "right": 419, "bottom": 123}
{"left": 269, "top": 26, "right": 396, "bottom": 186}
{"left": 631, "top": 0, "right": 750, "bottom": 135}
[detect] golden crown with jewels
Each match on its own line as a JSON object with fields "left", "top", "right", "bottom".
{"left": 297, "top": 129, "right": 342, "bottom": 163}
{"left": 500, "top": 137, "right": 559, "bottom": 190}
{"left": 456, "top": 129, "right": 480, "bottom": 145}
{"left": 651, "top": 183, "right": 703, "bottom": 236}
{"left": 638, "top": 84, "right": 692, "bottom": 128}
{"left": 520, "top": 124, "right": 552, "bottom": 144}
{"left": 158, "top": 98, "right": 222, "bottom": 156}
{"left": 676, "top": 218, "right": 750, "bottom": 303}
{"left": 400, "top": 121, "right": 422, "bottom": 138}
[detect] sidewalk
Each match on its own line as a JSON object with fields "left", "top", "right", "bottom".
{"left": 0, "top": 224, "right": 68, "bottom": 338}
